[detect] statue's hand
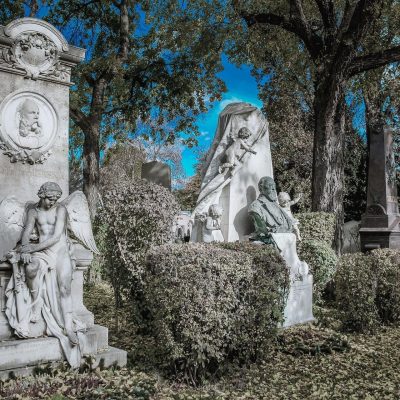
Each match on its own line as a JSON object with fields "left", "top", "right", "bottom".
{"left": 21, "top": 252, "right": 32, "bottom": 264}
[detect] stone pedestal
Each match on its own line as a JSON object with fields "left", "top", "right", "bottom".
{"left": 283, "top": 275, "right": 314, "bottom": 327}
{"left": 360, "top": 128, "right": 400, "bottom": 251}
{"left": 0, "top": 245, "right": 127, "bottom": 378}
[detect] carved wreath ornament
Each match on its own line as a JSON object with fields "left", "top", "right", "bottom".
{"left": 0, "top": 32, "right": 69, "bottom": 81}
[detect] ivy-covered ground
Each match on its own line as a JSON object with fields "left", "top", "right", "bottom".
{"left": 1, "top": 283, "right": 400, "bottom": 400}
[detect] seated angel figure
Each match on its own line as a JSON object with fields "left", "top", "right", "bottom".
{"left": 1, "top": 182, "right": 99, "bottom": 368}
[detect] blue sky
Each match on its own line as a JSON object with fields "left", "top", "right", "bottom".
{"left": 182, "top": 55, "right": 263, "bottom": 177}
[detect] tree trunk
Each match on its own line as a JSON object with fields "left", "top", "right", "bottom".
{"left": 83, "top": 125, "right": 100, "bottom": 218}
{"left": 312, "top": 74, "right": 346, "bottom": 253}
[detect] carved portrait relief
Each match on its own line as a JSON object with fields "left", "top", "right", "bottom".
{"left": 0, "top": 91, "right": 58, "bottom": 164}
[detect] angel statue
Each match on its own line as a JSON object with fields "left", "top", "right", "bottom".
{"left": 0, "top": 182, "right": 99, "bottom": 368}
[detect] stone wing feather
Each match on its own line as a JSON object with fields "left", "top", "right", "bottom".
{"left": 0, "top": 196, "right": 26, "bottom": 261}
{"left": 61, "top": 191, "right": 100, "bottom": 254}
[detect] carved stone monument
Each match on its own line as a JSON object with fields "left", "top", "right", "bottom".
{"left": 360, "top": 128, "right": 400, "bottom": 251}
{"left": 0, "top": 18, "right": 126, "bottom": 378}
{"left": 191, "top": 102, "right": 273, "bottom": 242}
{"left": 248, "top": 177, "right": 314, "bottom": 327}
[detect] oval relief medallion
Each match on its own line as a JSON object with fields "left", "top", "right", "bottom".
{"left": 0, "top": 91, "right": 58, "bottom": 164}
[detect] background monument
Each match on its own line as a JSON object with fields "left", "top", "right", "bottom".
{"left": 0, "top": 18, "right": 126, "bottom": 377}
{"left": 360, "top": 128, "right": 400, "bottom": 251}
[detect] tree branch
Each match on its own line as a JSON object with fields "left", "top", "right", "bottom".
{"left": 70, "top": 106, "right": 91, "bottom": 133}
{"left": 241, "top": 9, "right": 322, "bottom": 60}
{"left": 348, "top": 46, "right": 400, "bottom": 76}
{"left": 314, "top": 0, "right": 335, "bottom": 31}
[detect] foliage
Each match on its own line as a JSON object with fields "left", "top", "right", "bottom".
{"left": 5, "top": 284, "right": 400, "bottom": 399}
{"left": 143, "top": 242, "right": 288, "bottom": 383}
{"left": 296, "top": 212, "right": 336, "bottom": 246}
{"left": 101, "top": 179, "right": 179, "bottom": 310}
{"left": 298, "top": 240, "right": 338, "bottom": 303}
{"left": 0, "top": 366, "right": 157, "bottom": 400}
{"left": 100, "top": 143, "right": 146, "bottom": 191}
{"left": 336, "top": 249, "right": 400, "bottom": 332}
{"left": 370, "top": 249, "right": 400, "bottom": 323}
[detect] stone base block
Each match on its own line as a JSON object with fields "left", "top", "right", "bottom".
{"left": 0, "top": 324, "right": 127, "bottom": 380}
{"left": 283, "top": 274, "right": 314, "bottom": 328}
{"left": 359, "top": 228, "right": 400, "bottom": 252}
{"left": 0, "top": 347, "right": 127, "bottom": 380}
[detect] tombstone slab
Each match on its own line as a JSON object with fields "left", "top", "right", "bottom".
{"left": 141, "top": 160, "right": 171, "bottom": 190}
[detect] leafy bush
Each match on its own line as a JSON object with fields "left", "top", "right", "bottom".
{"left": 143, "top": 242, "right": 289, "bottom": 382}
{"left": 370, "top": 249, "right": 400, "bottom": 323}
{"left": 101, "top": 179, "right": 179, "bottom": 309}
{"left": 298, "top": 239, "right": 338, "bottom": 302}
{"left": 335, "top": 249, "right": 400, "bottom": 332}
{"left": 296, "top": 212, "right": 335, "bottom": 246}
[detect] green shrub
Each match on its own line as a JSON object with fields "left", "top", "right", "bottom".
{"left": 298, "top": 239, "right": 338, "bottom": 302}
{"left": 296, "top": 212, "right": 335, "bottom": 246}
{"left": 143, "top": 243, "right": 289, "bottom": 382}
{"left": 370, "top": 249, "right": 400, "bottom": 323}
{"left": 101, "top": 179, "right": 179, "bottom": 309}
{"left": 335, "top": 250, "right": 400, "bottom": 332}
{"left": 220, "top": 242, "right": 290, "bottom": 355}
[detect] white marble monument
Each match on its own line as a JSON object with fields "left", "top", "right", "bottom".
{"left": 0, "top": 18, "right": 126, "bottom": 378}
{"left": 191, "top": 102, "right": 273, "bottom": 242}
{"left": 248, "top": 176, "right": 314, "bottom": 327}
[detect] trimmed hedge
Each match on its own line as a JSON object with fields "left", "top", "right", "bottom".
{"left": 298, "top": 239, "right": 338, "bottom": 302}
{"left": 101, "top": 179, "right": 180, "bottom": 309}
{"left": 296, "top": 212, "right": 335, "bottom": 246}
{"left": 143, "top": 243, "right": 289, "bottom": 382}
{"left": 335, "top": 249, "right": 400, "bottom": 332}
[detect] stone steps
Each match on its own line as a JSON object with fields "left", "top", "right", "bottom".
{"left": 0, "top": 324, "right": 126, "bottom": 379}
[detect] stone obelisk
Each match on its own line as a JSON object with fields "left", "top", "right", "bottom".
{"left": 360, "top": 128, "right": 400, "bottom": 251}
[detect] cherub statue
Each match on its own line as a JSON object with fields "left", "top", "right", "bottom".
{"left": 202, "top": 204, "right": 224, "bottom": 243}
{"left": 0, "top": 182, "right": 99, "bottom": 368}
{"left": 218, "top": 127, "right": 257, "bottom": 174}
{"left": 278, "top": 191, "right": 303, "bottom": 241}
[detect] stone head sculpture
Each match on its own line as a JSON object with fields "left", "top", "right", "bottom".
{"left": 37, "top": 181, "right": 62, "bottom": 209}
{"left": 258, "top": 176, "right": 278, "bottom": 202}
{"left": 17, "top": 99, "right": 41, "bottom": 137}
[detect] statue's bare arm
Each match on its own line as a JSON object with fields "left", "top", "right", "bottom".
{"left": 21, "top": 208, "right": 36, "bottom": 247}
{"left": 239, "top": 139, "right": 256, "bottom": 154}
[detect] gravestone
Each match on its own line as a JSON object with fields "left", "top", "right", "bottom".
{"left": 141, "top": 160, "right": 171, "bottom": 190}
{"left": 360, "top": 128, "right": 400, "bottom": 251}
{"left": 0, "top": 18, "right": 126, "bottom": 378}
{"left": 191, "top": 102, "right": 273, "bottom": 242}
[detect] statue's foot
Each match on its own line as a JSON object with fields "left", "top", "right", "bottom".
{"left": 30, "top": 310, "right": 41, "bottom": 323}
{"left": 66, "top": 330, "right": 79, "bottom": 345}
{"left": 30, "top": 299, "right": 43, "bottom": 323}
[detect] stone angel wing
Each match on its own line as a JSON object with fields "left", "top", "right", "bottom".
{"left": 0, "top": 196, "right": 27, "bottom": 261}
{"left": 61, "top": 191, "right": 100, "bottom": 255}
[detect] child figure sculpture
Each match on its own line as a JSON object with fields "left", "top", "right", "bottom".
{"left": 278, "top": 192, "right": 303, "bottom": 242}
{"left": 219, "top": 127, "right": 257, "bottom": 174}
{"left": 202, "top": 204, "right": 224, "bottom": 243}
